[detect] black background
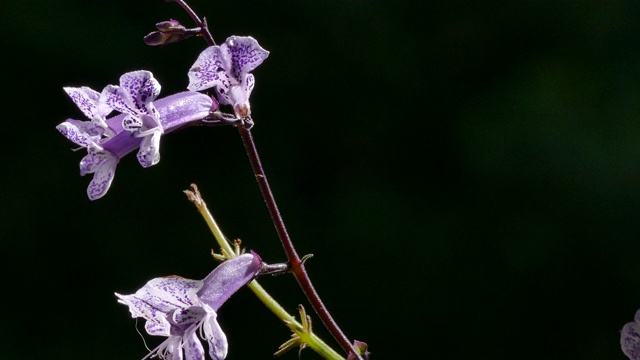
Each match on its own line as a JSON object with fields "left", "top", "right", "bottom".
{"left": 3, "top": 1, "right": 640, "bottom": 359}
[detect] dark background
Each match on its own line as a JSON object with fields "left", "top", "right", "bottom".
{"left": 2, "top": 0, "right": 640, "bottom": 359}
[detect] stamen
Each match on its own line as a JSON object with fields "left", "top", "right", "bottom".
{"left": 134, "top": 127, "right": 164, "bottom": 138}
{"left": 134, "top": 318, "right": 152, "bottom": 352}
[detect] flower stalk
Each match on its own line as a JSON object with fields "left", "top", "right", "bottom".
{"left": 165, "top": 0, "right": 365, "bottom": 356}
{"left": 184, "top": 184, "right": 344, "bottom": 360}
{"left": 237, "top": 125, "right": 363, "bottom": 360}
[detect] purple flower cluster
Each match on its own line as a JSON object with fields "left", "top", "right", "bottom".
{"left": 57, "top": 36, "right": 269, "bottom": 200}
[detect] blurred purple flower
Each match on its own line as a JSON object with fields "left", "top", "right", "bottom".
{"left": 622, "top": 310, "right": 640, "bottom": 359}
{"left": 116, "top": 253, "right": 262, "bottom": 360}
{"left": 187, "top": 36, "right": 269, "bottom": 119}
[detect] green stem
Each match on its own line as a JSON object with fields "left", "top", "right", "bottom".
{"left": 184, "top": 184, "right": 344, "bottom": 360}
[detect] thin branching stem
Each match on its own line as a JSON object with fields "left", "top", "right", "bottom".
{"left": 170, "top": 0, "right": 215, "bottom": 45}
{"left": 238, "top": 125, "right": 362, "bottom": 360}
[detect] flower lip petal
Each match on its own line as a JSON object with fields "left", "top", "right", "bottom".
{"left": 119, "top": 70, "right": 161, "bottom": 113}
{"left": 85, "top": 152, "right": 118, "bottom": 200}
{"left": 64, "top": 86, "right": 112, "bottom": 126}
{"left": 187, "top": 45, "right": 232, "bottom": 92}
{"left": 225, "top": 35, "right": 270, "bottom": 81}
{"left": 184, "top": 328, "right": 207, "bottom": 360}
{"left": 137, "top": 130, "right": 161, "bottom": 168}
{"left": 203, "top": 313, "right": 228, "bottom": 360}
{"left": 56, "top": 119, "right": 103, "bottom": 151}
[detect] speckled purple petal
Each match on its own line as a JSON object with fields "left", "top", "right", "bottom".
{"left": 146, "top": 318, "right": 173, "bottom": 337}
{"left": 56, "top": 119, "right": 103, "bottom": 152}
{"left": 197, "top": 253, "right": 262, "bottom": 311}
{"left": 82, "top": 152, "right": 118, "bottom": 200}
{"left": 64, "top": 86, "right": 112, "bottom": 126}
{"left": 137, "top": 130, "right": 161, "bottom": 168}
{"left": 119, "top": 70, "right": 161, "bottom": 113}
{"left": 102, "top": 84, "right": 139, "bottom": 116}
{"left": 242, "top": 73, "right": 255, "bottom": 98}
{"left": 224, "top": 36, "right": 269, "bottom": 82}
{"left": 79, "top": 151, "right": 111, "bottom": 176}
{"left": 184, "top": 328, "right": 206, "bottom": 360}
{"left": 120, "top": 277, "right": 203, "bottom": 314}
{"left": 115, "top": 293, "right": 173, "bottom": 336}
{"left": 202, "top": 313, "right": 227, "bottom": 360}
{"left": 187, "top": 45, "right": 232, "bottom": 93}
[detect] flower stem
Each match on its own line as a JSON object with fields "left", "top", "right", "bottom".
{"left": 237, "top": 125, "right": 363, "bottom": 360}
{"left": 169, "top": 0, "right": 215, "bottom": 45}
{"left": 170, "top": 0, "right": 363, "bottom": 357}
{"left": 184, "top": 185, "right": 344, "bottom": 360}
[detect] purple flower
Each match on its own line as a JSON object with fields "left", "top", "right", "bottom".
{"left": 622, "top": 310, "right": 640, "bottom": 359}
{"left": 116, "top": 253, "right": 262, "bottom": 360}
{"left": 187, "top": 36, "right": 269, "bottom": 119}
{"left": 63, "top": 86, "right": 115, "bottom": 137}
{"left": 57, "top": 70, "right": 213, "bottom": 200}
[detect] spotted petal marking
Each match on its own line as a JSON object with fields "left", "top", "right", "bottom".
{"left": 56, "top": 119, "right": 103, "bottom": 153}
{"left": 183, "top": 327, "right": 206, "bottom": 360}
{"left": 202, "top": 312, "right": 228, "bottom": 360}
{"left": 81, "top": 152, "right": 118, "bottom": 201}
{"left": 119, "top": 70, "right": 161, "bottom": 114}
{"left": 187, "top": 45, "right": 232, "bottom": 93}
{"left": 225, "top": 36, "right": 269, "bottom": 82}
{"left": 137, "top": 130, "right": 162, "bottom": 168}
{"left": 102, "top": 84, "right": 139, "bottom": 116}
{"left": 64, "top": 86, "right": 112, "bottom": 130}
{"left": 119, "top": 277, "right": 203, "bottom": 315}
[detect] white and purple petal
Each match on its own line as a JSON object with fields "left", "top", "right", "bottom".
{"left": 102, "top": 84, "right": 140, "bottom": 116}
{"left": 201, "top": 312, "right": 227, "bottom": 360}
{"left": 137, "top": 130, "right": 162, "bottom": 168}
{"left": 84, "top": 152, "right": 119, "bottom": 201}
{"left": 56, "top": 119, "right": 103, "bottom": 152}
{"left": 119, "top": 70, "right": 161, "bottom": 114}
{"left": 224, "top": 36, "right": 269, "bottom": 82}
{"left": 79, "top": 151, "right": 113, "bottom": 176}
{"left": 122, "top": 114, "right": 143, "bottom": 131}
{"left": 187, "top": 45, "right": 232, "bottom": 93}
{"left": 64, "top": 86, "right": 113, "bottom": 129}
{"left": 116, "top": 293, "right": 173, "bottom": 336}
{"left": 171, "top": 306, "right": 209, "bottom": 326}
{"left": 125, "top": 276, "right": 203, "bottom": 313}
{"left": 183, "top": 327, "right": 206, "bottom": 360}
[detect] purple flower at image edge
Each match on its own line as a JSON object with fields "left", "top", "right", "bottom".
{"left": 622, "top": 310, "right": 640, "bottom": 359}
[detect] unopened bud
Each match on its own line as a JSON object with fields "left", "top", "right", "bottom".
{"left": 143, "top": 19, "right": 200, "bottom": 47}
